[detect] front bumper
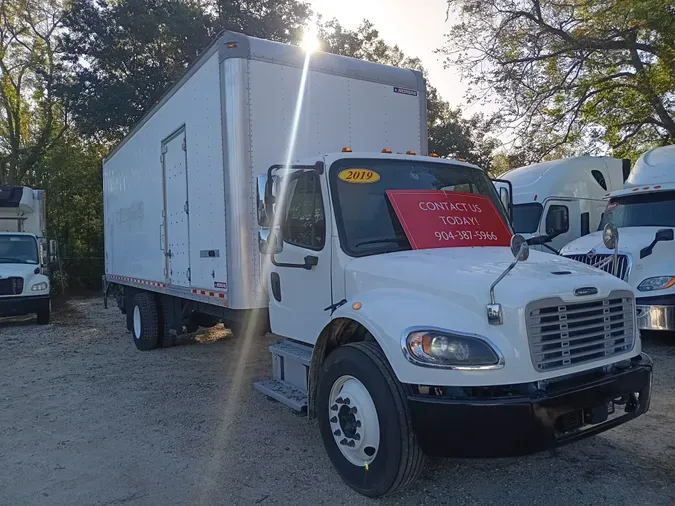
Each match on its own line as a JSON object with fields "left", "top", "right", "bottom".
{"left": 408, "top": 353, "right": 652, "bottom": 458}
{"left": 636, "top": 295, "right": 675, "bottom": 331}
{"left": 0, "top": 295, "right": 50, "bottom": 318}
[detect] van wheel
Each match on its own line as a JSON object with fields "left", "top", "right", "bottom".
{"left": 317, "top": 342, "right": 425, "bottom": 497}
{"left": 131, "top": 292, "right": 160, "bottom": 351}
{"left": 36, "top": 304, "right": 50, "bottom": 325}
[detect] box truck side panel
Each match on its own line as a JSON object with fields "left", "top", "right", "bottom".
{"left": 104, "top": 52, "right": 226, "bottom": 293}
{"left": 222, "top": 57, "right": 424, "bottom": 309}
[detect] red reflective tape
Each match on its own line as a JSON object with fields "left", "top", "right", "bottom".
{"left": 218, "top": 293, "right": 225, "bottom": 299}
{"left": 200, "top": 290, "right": 206, "bottom": 295}
{"left": 209, "top": 292, "right": 215, "bottom": 297}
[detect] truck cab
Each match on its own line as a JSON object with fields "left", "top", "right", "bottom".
{"left": 561, "top": 146, "right": 675, "bottom": 332}
{"left": 0, "top": 185, "right": 53, "bottom": 324}
{"left": 255, "top": 151, "right": 652, "bottom": 496}
{"left": 498, "top": 157, "right": 628, "bottom": 253}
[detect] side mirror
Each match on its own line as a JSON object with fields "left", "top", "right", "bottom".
{"left": 499, "top": 187, "right": 511, "bottom": 217}
{"left": 602, "top": 223, "right": 619, "bottom": 250}
{"left": 257, "top": 175, "right": 280, "bottom": 228}
{"left": 656, "top": 229, "right": 674, "bottom": 242}
{"left": 545, "top": 207, "right": 568, "bottom": 238}
{"left": 259, "top": 229, "right": 283, "bottom": 255}
{"left": 640, "top": 228, "right": 673, "bottom": 259}
{"left": 48, "top": 239, "right": 58, "bottom": 265}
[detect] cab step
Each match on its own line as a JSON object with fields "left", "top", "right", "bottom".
{"left": 253, "top": 337, "right": 313, "bottom": 412}
{"left": 254, "top": 378, "right": 307, "bottom": 412}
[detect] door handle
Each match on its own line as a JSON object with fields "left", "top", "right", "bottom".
{"left": 160, "top": 223, "right": 165, "bottom": 251}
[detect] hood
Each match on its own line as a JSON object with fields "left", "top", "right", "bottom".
{"left": 0, "top": 262, "right": 40, "bottom": 279}
{"left": 560, "top": 226, "right": 675, "bottom": 258}
{"left": 345, "top": 247, "right": 626, "bottom": 313}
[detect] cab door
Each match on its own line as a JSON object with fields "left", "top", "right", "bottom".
{"left": 265, "top": 170, "right": 333, "bottom": 344}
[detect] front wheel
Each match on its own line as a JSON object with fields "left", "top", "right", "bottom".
{"left": 317, "top": 342, "right": 424, "bottom": 497}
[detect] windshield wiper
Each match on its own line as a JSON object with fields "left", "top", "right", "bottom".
{"left": 0, "top": 257, "right": 32, "bottom": 263}
{"left": 354, "top": 237, "right": 405, "bottom": 248}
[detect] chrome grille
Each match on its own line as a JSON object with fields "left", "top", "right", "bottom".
{"left": 0, "top": 277, "right": 24, "bottom": 295}
{"left": 526, "top": 291, "right": 635, "bottom": 372}
{"left": 563, "top": 253, "right": 630, "bottom": 281}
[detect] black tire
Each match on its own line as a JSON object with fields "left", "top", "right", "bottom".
{"left": 317, "top": 342, "right": 425, "bottom": 497}
{"left": 131, "top": 292, "right": 160, "bottom": 351}
{"left": 36, "top": 305, "right": 50, "bottom": 325}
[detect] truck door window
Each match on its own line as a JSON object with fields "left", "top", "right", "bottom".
{"left": 511, "top": 203, "right": 543, "bottom": 234}
{"left": 282, "top": 171, "right": 325, "bottom": 251}
{"left": 545, "top": 204, "right": 569, "bottom": 235}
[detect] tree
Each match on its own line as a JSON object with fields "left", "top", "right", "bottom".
{"left": 60, "top": 0, "right": 311, "bottom": 141}
{"left": 441, "top": 0, "right": 675, "bottom": 161}
{"left": 60, "top": 0, "right": 216, "bottom": 141}
{"left": 0, "top": 0, "right": 67, "bottom": 184}
{"left": 318, "top": 19, "right": 499, "bottom": 168}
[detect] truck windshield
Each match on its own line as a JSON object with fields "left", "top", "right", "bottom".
{"left": 511, "top": 203, "right": 543, "bottom": 234}
{"left": 330, "top": 158, "right": 510, "bottom": 256}
{"left": 0, "top": 235, "right": 39, "bottom": 264}
{"left": 599, "top": 190, "right": 675, "bottom": 229}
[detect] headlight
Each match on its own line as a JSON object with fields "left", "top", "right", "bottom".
{"left": 403, "top": 329, "right": 503, "bottom": 369}
{"left": 31, "top": 282, "right": 48, "bottom": 292}
{"left": 637, "top": 276, "right": 675, "bottom": 292}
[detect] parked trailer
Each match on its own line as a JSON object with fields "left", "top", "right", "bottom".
{"left": 104, "top": 32, "right": 652, "bottom": 497}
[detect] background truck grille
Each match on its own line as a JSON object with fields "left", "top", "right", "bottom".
{"left": 0, "top": 277, "right": 24, "bottom": 295}
{"left": 526, "top": 291, "right": 635, "bottom": 372}
{"left": 563, "top": 253, "right": 630, "bottom": 281}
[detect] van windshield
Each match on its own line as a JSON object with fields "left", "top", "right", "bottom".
{"left": 0, "top": 235, "right": 39, "bottom": 264}
{"left": 511, "top": 203, "right": 543, "bottom": 234}
{"left": 599, "top": 191, "right": 675, "bottom": 229}
{"left": 329, "top": 158, "right": 510, "bottom": 256}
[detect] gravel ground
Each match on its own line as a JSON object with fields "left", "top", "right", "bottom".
{"left": 1, "top": 297, "right": 675, "bottom": 506}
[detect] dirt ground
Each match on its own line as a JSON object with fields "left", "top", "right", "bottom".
{"left": 1, "top": 297, "right": 674, "bottom": 506}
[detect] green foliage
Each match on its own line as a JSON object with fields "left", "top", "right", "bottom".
{"left": 442, "top": 0, "right": 675, "bottom": 162}
{"left": 0, "top": 0, "right": 68, "bottom": 183}
{"left": 60, "top": 0, "right": 311, "bottom": 141}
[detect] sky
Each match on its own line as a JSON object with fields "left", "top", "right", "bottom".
{"left": 308, "top": 0, "right": 471, "bottom": 112}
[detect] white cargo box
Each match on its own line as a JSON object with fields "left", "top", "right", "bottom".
{"left": 104, "top": 31, "right": 427, "bottom": 310}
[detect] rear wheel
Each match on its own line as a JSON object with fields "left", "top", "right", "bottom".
{"left": 131, "top": 292, "right": 160, "bottom": 351}
{"left": 317, "top": 342, "right": 424, "bottom": 497}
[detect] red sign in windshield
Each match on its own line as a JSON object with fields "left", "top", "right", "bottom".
{"left": 386, "top": 190, "right": 511, "bottom": 249}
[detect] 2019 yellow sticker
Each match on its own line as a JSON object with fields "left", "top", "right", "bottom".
{"left": 338, "top": 168, "right": 380, "bottom": 183}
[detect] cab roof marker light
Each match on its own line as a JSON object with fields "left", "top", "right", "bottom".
{"left": 655, "top": 185, "right": 662, "bottom": 189}
{"left": 382, "top": 148, "right": 392, "bottom": 153}
{"left": 430, "top": 152, "right": 439, "bottom": 158}
{"left": 406, "top": 151, "right": 417, "bottom": 155}
{"left": 342, "top": 147, "right": 352, "bottom": 152}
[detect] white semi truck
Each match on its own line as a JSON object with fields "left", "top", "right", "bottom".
{"left": 497, "top": 156, "right": 628, "bottom": 253}
{"left": 103, "top": 32, "right": 652, "bottom": 497}
{"left": 561, "top": 145, "right": 675, "bottom": 332}
{"left": 0, "top": 185, "right": 53, "bottom": 323}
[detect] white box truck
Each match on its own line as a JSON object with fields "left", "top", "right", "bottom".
{"left": 0, "top": 185, "right": 53, "bottom": 323}
{"left": 561, "top": 145, "right": 675, "bottom": 332}
{"left": 103, "top": 32, "right": 652, "bottom": 497}
{"left": 496, "top": 156, "right": 628, "bottom": 253}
